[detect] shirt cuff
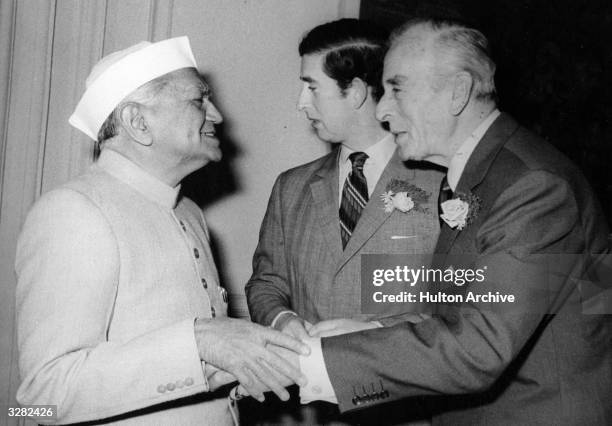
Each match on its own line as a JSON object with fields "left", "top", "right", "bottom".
{"left": 270, "top": 310, "right": 297, "bottom": 330}
{"left": 298, "top": 337, "right": 337, "bottom": 404}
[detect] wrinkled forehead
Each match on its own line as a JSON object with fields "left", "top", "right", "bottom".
{"left": 383, "top": 44, "right": 429, "bottom": 78}
{"left": 384, "top": 31, "right": 437, "bottom": 77}
{"left": 161, "top": 67, "right": 210, "bottom": 97}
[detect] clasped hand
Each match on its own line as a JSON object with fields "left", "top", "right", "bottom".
{"left": 194, "top": 317, "right": 310, "bottom": 402}
{"left": 227, "top": 317, "right": 381, "bottom": 401}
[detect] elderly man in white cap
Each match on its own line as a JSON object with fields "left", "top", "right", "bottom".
{"left": 15, "top": 37, "right": 309, "bottom": 425}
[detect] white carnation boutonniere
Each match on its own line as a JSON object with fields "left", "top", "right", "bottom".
{"left": 380, "top": 178, "right": 431, "bottom": 214}
{"left": 440, "top": 191, "right": 482, "bottom": 230}
{"left": 381, "top": 190, "right": 414, "bottom": 213}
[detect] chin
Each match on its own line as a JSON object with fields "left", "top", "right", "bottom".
{"left": 396, "top": 146, "right": 418, "bottom": 161}
{"left": 313, "top": 129, "right": 337, "bottom": 143}
{"left": 205, "top": 149, "right": 223, "bottom": 163}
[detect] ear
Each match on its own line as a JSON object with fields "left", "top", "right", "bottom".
{"left": 450, "top": 71, "right": 473, "bottom": 115}
{"left": 347, "top": 77, "right": 368, "bottom": 109}
{"left": 118, "top": 103, "right": 153, "bottom": 146}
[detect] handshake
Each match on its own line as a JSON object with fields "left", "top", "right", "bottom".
{"left": 195, "top": 315, "right": 379, "bottom": 402}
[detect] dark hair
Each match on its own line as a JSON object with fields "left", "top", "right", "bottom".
{"left": 299, "top": 18, "right": 389, "bottom": 101}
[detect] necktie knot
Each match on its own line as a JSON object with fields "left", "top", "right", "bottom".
{"left": 349, "top": 152, "right": 368, "bottom": 172}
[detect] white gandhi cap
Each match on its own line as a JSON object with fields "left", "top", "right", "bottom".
{"left": 69, "top": 36, "right": 198, "bottom": 141}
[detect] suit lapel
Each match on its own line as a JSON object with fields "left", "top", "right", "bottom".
{"left": 435, "top": 113, "right": 520, "bottom": 253}
{"left": 337, "top": 151, "right": 416, "bottom": 271}
{"left": 310, "top": 148, "right": 343, "bottom": 268}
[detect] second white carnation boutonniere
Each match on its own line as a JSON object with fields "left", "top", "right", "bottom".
{"left": 440, "top": 191, "right": 482, "bottom": 230}
{"left": 380, "top": 178, "right": 431, "bottom": 214}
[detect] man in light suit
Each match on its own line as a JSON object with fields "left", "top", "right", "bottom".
{"left": 245, "top": 19, "right": 441, "bottom": 424}
{"left": 280, "top": 17, "right": 612, "bottom": 425}
{"left": 15, "top": 37, "right": 308, "bottom": 425}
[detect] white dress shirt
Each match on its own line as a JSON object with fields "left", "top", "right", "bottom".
{"left": 447, "top": 109, "right": 500, "bottom": 190}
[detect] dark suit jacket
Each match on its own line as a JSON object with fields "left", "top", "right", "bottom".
{"left": 322, "top": 113, "right": 612, "bottom": 425}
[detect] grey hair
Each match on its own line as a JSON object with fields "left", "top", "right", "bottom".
{"left": 391, "top": 18, "right": 497, "bottom": 102}
{"left": 96, "top": 73, "right": 174, "bottom": 147}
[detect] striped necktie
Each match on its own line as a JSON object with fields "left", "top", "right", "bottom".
{"left": 340, "top": 152, "right": 369, "bottom": 249}
{"left": 437, "top": 175, "right": 453, "bottom": 226}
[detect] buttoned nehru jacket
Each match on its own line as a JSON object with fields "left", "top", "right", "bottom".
{"left": 15, "top": 149, "right": 232, "bottom": 425}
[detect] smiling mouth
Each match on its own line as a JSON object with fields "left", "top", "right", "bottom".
{"left": 201, "top": 125, "right": 216, "bottom": 137}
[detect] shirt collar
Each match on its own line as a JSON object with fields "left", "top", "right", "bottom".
{"left": 447, "top": 109, "right": 501, "bottom": 191}
{"left": 97, "top": 149, "right": 181, "bottom": 209}
{"left": 339, "top": 133, "right": 396, "bottom": 167}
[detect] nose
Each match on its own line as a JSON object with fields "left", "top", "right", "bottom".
{"left": 297, "top": 84, "right": 310, "bottom": 111}
{"left": 205, "top": 100, "right": 223, "bottom": 124}
{"left": 375, "top": 92, "right": 392, "bottom": 123}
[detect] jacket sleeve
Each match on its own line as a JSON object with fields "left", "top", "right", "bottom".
{"left": 245, "top": 175, "right": 294, "bottom": 326}
{"left": 321, "top": 171, "right": 609, "bottom": 413}
{"left": 15, "top": 189, "right": 208, "bottom": 424}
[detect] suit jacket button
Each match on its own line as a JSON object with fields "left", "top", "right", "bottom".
{"left": 201, "top": 278, "right": 207, "bottom": 289}
{"left": 176, "top": 380, "right": 184, "bottom": 389}
{"left": 193, "top": 248, "right": 200, "bottom": 258}
{"left": 157, "top": 384, "right": 166, "bottom": 393}
{"left": 167, "top": 382, "right": 176, "bottom": 391}
{"left": 185, "top": 377, "right": 194, "bottom": 386}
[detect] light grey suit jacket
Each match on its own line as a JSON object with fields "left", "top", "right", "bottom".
{"left": 247, "top": 146, "right": 442, "bottom": 326}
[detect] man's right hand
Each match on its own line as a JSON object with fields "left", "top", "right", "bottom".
{"left": 194, "top": 317, "right": 310, "bottom": 402}
{"left": 280, "top": 316, "right": 312, "bottom": 341}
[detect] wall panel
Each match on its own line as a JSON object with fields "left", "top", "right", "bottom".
{"left": 41, "top": 0, "right": 107, "bottom": 193}
{"left": 0, "top": 2, "right": 56, "bottom": 424}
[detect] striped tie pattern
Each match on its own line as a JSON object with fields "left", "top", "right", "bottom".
{"left": 340, "top": 152, "right": 369, "bottom": 249}
{"left": 437, "top": 175, "right": 453, "bottom": 226}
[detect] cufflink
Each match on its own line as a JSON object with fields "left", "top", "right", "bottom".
{"left": 230, "top": 385, "right": 246, "bottom": 401}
